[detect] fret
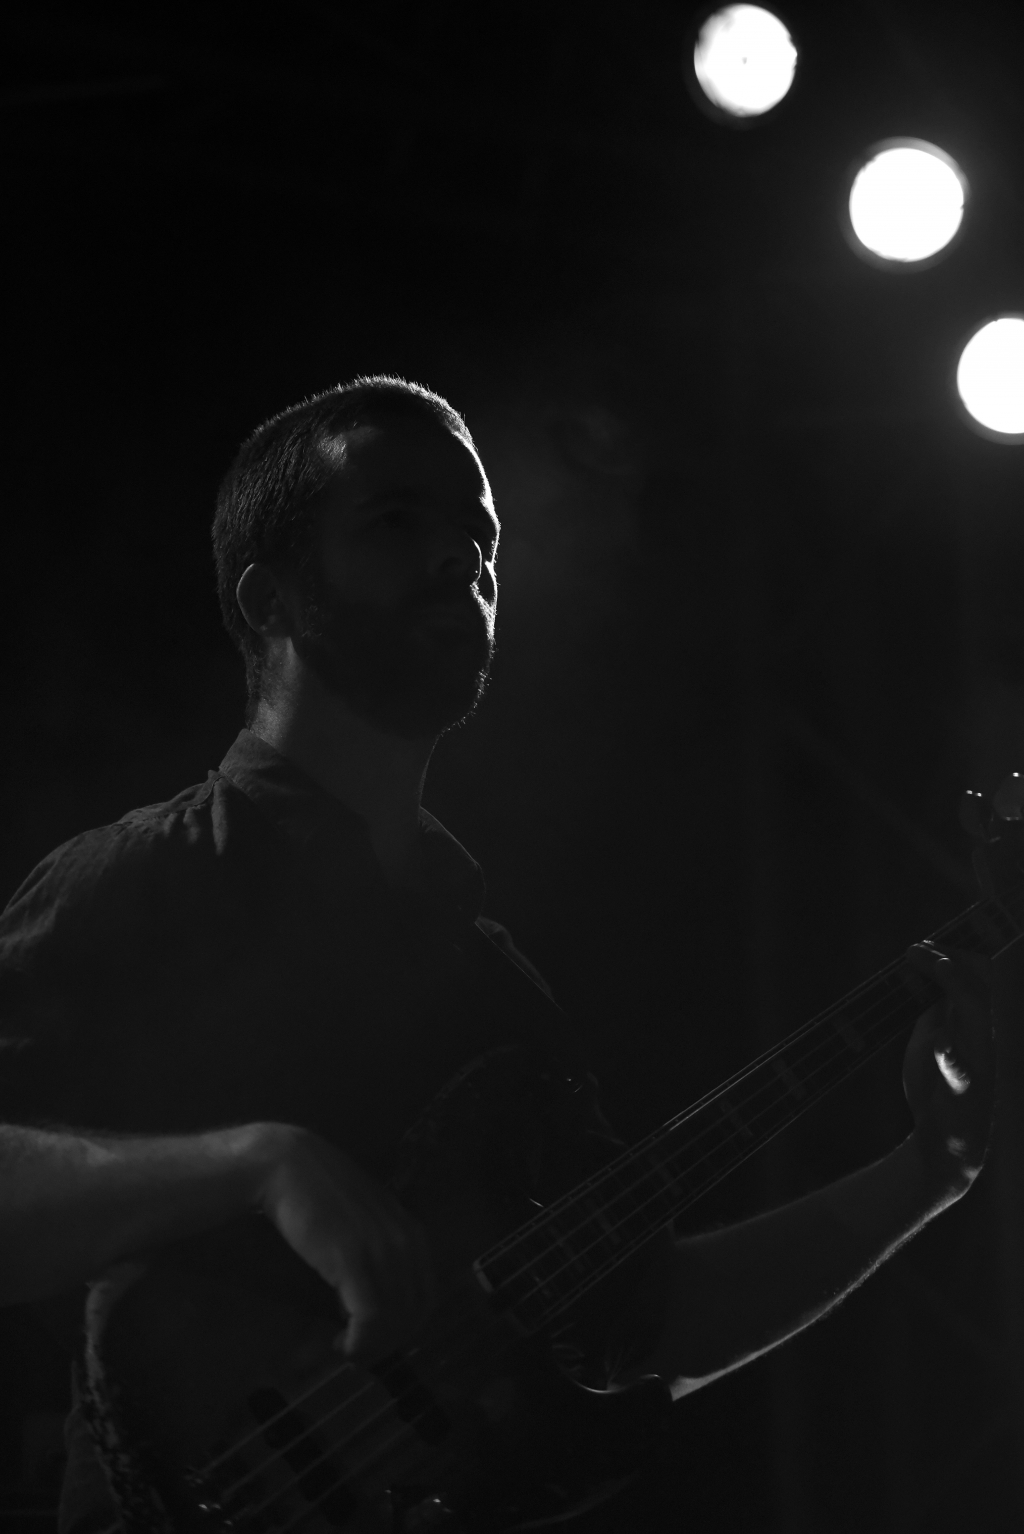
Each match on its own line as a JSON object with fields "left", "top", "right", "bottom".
{"left": 604, "top": 1163, "right": 675, "bottom": 1237}
{"left": 587, "top": 1199, "right": 623, "bottom": 1240}
{"left": 718, "top": 1094, "right": 754, "bottom": 1139}
{"left": 599, "top": 1164, "right": 652, "bottom": 1224}
{"left": 771, "top": 1054, "right": 806, "bottom": 1100}
{"left": 641, "top": 1154, "right": 681, "bottom": 1202}
{"left": 829, "top": 1011, "right": 864, "bottom": 1052}
{"left": 663, "top": 1134, "right": 745, "bottom": 1192}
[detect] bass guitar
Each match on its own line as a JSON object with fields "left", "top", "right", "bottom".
{"left": 83, "top": 784, "right": 1024, "bottom": 1533}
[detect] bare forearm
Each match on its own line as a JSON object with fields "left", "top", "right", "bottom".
{"left": 0, "top": 1121, "right": 284, "bottom": 1304}
{"left": 639, "top": 1131, "right": 970, "bottom": 1398}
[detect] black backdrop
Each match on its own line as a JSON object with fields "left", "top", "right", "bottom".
{"left": 4, "top": 1, "right": 1024, "bottom": 1528}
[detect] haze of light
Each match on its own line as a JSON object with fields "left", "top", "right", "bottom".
{"left": 848, "top": 144, "right": 965, "bottom": 263}
{"left": 693, "top": 6, "right": 797, "bottom": 117}
{"left": 957, "top": 318, "right": 1024, "bottom": 438}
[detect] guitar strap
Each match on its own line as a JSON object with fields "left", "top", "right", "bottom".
{"left": 74, "top": 1263, "right": 178, "bottom": 1534}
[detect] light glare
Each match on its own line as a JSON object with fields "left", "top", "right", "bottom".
{"left": 848, "top": 142, "right": 965, "bottom": 264}
{"left": 957, "top": 318, "right": 1024, "bottom": 439}
{"left": 693, "top": 6, "right": 797, "bottom": 119}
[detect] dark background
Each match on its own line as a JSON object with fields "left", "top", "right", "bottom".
{"left": 3, "top": 1, "right": 1024, "bottom": 1528}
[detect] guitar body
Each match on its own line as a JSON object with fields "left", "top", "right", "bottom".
{"left": 88, "top": 1047, "right": 674, "bottom": 1533}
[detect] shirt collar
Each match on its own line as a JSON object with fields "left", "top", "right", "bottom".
{"left": 216, "top": 729, "right": 487, "bottom": 922}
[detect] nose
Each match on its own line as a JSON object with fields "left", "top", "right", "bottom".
{"left": 428, "top": 520, "right": 483, "bottom": 586}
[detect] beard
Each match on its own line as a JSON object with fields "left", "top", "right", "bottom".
{"left": 292, "top": 570, "right": 495, "bottom": 740}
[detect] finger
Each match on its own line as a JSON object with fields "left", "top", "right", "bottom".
{"left": 377, "top": 1191, "right": 436, "bottom": 1320}
{"left": 906, "top": 941, "right": 952, "bottom": 983}
{"left": 341, "top": 1310, "right": 394, "bottom": 1364}
{"left": 406, "top": 1216, "right": 438, "bottom": 1319}
{"left": 364, "top": 1210, "right": 432, "bottom": 1346}
{"left": 904, "top": 944, "right": 953, "bottom": 1026}
{"left": 905, "top": 944, "right": 989, "bottom": 1021}
{"left": 903, "top": 1009, "right": 940, "bottom": 1095}
{"left": 907, "top": 938, "right": 990, "bottom": 981}
{"left": 934, "top": 1045, "right": 971, "bottom": 1095}
{"left": 337, "top": 1298, "right": 387, "bottom": 1362}
{"left": 906, "top": 950, "right": 990, "bottom": 1092}
{"left": 334, "top": 1244, "right": 397, "bottom": 1361}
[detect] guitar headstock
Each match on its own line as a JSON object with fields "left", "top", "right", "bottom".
{"left": 961, "top": 774, "right": 1024, "bottom": 914}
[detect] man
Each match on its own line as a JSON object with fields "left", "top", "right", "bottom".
{"left": 0, "top": 377, "right": 992, "bottom": 1532}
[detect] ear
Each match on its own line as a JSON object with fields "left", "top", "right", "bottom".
{"left": 235, "top": 563, "right": 296, "bottom": 638}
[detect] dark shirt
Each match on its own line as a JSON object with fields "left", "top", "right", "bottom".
{"left": 0, "top": 731, "right": 655, "bottom": 1532}
{"left": 0, "top": 730, "right": 569, "bottom": 1153}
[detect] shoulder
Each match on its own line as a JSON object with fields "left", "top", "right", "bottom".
{"left": 0, "top": 768, "right": 266, "bottom": 962}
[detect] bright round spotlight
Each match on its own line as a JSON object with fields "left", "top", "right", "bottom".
{"left": 693, "top": 6, "right": 797, "bottom": 119}
{"left": 957, "top": 317, "right": 1024, "bottom": 440}
{"left": 848, "top": 140, "right": 966, "bottom": 265}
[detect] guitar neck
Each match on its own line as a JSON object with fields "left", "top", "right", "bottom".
{"left": 476, "top": 891, "right": 1022, "bottom": 1334}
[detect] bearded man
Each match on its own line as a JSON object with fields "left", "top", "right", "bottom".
{"left": 0, "top": 378, "right": 992, "bottom": 1533}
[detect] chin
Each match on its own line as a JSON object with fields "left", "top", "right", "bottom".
{"left": 366, "top": 670, "right": 491, "bottom": 740}
{"left": 299, "top": 623, "right": 493, "bottom": 739}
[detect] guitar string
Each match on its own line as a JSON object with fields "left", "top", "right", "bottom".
{"left": 476, "top": 911, "right": 975, "bottom": 1274}
{"left": 201, "top": 964, "right": 939, "bottom": 1518}
{"left": 224, "top": 932, "right": 1008, "bottom": 1534}
{"left": 504, "top": 896, "right": 1016, "bottom": 1319}
{"left": 200, "top": 918, "right": 989, "bottom": 1510}
{"left": 276, "top": 1492, "right": 347, "bottom": 1534}
{"left": 220, "top": 1392, "right": 407, "bottom": 1521}
{"left": 213, "top": 971, "right": 943, "bottom": 1529}
{"left": 203, "top": 950, "right": 961, "bottom": 1519}
{"left": 504, "top": 895, "right": 1018, "bottom": 1329}
{"left": 481, "top": 886, "right": 1011, "bottom": 1281}
{"left": 219, "top": 1311, "right": 513, "bottom": 1530}
{"left": 203, "top": 891, "right": 1002, "bottom": 1490}
{"left": 489, "top": 888, "right": 1001, "bottom": 1265}
{"left": 203, "top": 1299, "right": 507, "bottom": 1516}
{"left": 199, "top": 994, "right": 864, "bottom": 1500}
{"left": 474, "top": 979, "right": 936, "bottom": 1308}
{"left": 476, "top": 963, "right": 931, "bottom": 1296}
{"left": 199, "top": 888, "right": 1019, "bottom": 1511}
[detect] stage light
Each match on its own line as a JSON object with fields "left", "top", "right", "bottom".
{"left": 693, "top": 6, "right": 797, "bottom": 119}
{"left": 846, "top": 140, "right": 966, "bottom": 266}
{"left": 956, "top": 317, "right": 1024, "bottom": 441}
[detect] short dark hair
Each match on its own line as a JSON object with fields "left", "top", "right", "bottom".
{"left": 212, "top": 375, "right": 473, "bottom": 721}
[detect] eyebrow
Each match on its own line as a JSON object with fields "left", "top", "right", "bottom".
{"left": 355, "top": 487, "right": 499, "bottom": 527}
{"left": 355, "top": 486, "right": 425, "bottom": 508}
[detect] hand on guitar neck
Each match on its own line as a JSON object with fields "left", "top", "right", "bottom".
{"left": 901, "top": 940, "right": 993, "bottom": 1196}
{"left": 897, "top": 770, "right": 1024, "bottom": 1194}
{"left": 611, "top": 778, "right": 1024, "bottom": 1401}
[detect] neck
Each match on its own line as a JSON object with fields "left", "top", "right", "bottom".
{"left": 252, "top": 674, "right": 436, "bottom": 888}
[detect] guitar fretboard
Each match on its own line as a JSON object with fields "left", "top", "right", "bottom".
{"left": 475, "top": 887, "right": 1023, "bottom": 1334}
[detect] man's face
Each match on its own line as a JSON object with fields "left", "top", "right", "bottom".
{"left": 291, "top": 415, "right": 499, "bottom": 739}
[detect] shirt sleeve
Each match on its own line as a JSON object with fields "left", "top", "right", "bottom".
{"left": 0, "top": 814, "right": 208, "bottom": 1132}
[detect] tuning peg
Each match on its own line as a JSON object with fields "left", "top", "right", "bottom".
{"left": 993, "top": 772, "right": 1024, "bottom": 822}
{"left": 959, "top": 789, "right": 995, "bottom": 842}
